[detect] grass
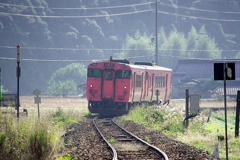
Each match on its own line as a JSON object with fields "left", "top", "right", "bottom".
{"left": 0, "top": 96, "right": 88, "bottom": 160}
{"left": 145, "top": 136, "right": 150, "bottom": 142}
{"left": 56, "top": 154, "right": 73, "bottom": 160}
{"left": 109, "top": 138, "right": 115, "bottom": 143}
{"left": 8, "top": 96, "right": 239, "bottom": 159}
{"left": 119, "top": 100, "right": 240, "bottom": 160}
{"left": 0, "top": 113, "right": 61, "bottom": 160}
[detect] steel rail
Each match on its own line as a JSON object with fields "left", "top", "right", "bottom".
{"left": 92, "top": 117, "right": 117, "bottom": 160}
{"left": 112, "top": 118, "right": 169, "bottom": 160}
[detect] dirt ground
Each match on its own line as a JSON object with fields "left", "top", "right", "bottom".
{"left": 20, "top": 96, "right": 237, "bottom": 111}
{"left": 20, "top": 96, "right": 88, "bottom": 109}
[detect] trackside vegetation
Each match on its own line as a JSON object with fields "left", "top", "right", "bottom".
{"left": 119, "top": 103, "right": 240, "bottom": 159}
{"left": 0, "top": 108, "right": 81, "bottom": 160}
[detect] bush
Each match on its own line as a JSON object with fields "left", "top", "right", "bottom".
{"left": 0, "top": 111, "right": 62, "bottom": 160}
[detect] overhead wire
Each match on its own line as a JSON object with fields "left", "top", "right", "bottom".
{"left": 0, "top": 9, "right": 154, "bottom": 18}
{"left": 0, "top": 1, "right": 239, "bottom": 62}
{"left": 0, "top": 52, "right": 232, "bottom": 62}
{"left": 0, "top": 45, "right": 239, "bottom": 52}
{"left": 158, "top": 2, "right": 240, "bottom": 14}
{"left": 0, "top": 2, "right": 154, "bottom": 10}
{"left": 157, "top": 10, "right": 240, "bottom": 22}
{"left": 0, "top": 1, "right": 240, "bottom": 21}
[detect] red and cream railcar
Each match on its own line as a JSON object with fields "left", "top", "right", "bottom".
{"left": 86, "top": 57, "right": 172, "bottom": 116}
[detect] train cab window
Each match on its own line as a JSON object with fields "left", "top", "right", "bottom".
{"left": 104, "top": 71, "right": 113, "bottom": 80}
{"left": 115, "top": 70, "right": 131, "bottom": 79}
{"left": 87, "top": 68, "right": 102, "bottom": 78}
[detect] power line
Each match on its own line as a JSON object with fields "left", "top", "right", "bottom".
{"left": 0, "top": 56, "right": 106, "bottom": 62}
{"left": 0, "top": 45, "right": 239, "bottom": 52}
{"left": 0, "top": 9, "right": 153, "bottom": 18}
{"left": 1, "top": 1, "right": 240, "bottom": 21}
{"left": 1, "top": 53, "right": 233, "bottom": 62}
{"left": 157, "top": 10, "right": 240, "bottom": 22}
{"left": 51, "top": 2, "right": 154, "bottom": 10}
{"left": 1, "top": 6, "right": 239, "bottom": 22}
{"left": 0, "top": 46, "right": 153, "bottom": 51}
{"left": 0, "top": 2, "right": 154, "bottom": 10}
{"left": 159, "top": 2, "right": 240, "bottom": 14}
{"left": 0, "top": 46, "right": 240, "bottom": 52}
{"left": 201, "top": 0, "right": 240, "bottom": 2}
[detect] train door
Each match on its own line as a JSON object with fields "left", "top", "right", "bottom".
{"left": 101, "top": 69, "right": 115, "bottom": 99}
{"left": 131, "top": 72, "right": 136, "bottom": 102}
{"left": 150, "top": 74, "right": 154, "bottom": 101}
{"left": 140, "top": 73, "right": 144, "bottom": 101}
{"left": 144, "top": 72, "right": 148, "bottom": 99}
{"left": 164, "top": 74, "right": 168, "bottom": 101}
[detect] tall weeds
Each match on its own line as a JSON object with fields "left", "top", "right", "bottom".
{"left": 0, "top": 111, "right": 62, "bottom": 160}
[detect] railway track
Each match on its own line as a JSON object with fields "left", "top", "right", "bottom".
{"left": 93, "top": 117, "right": 168, "bottom": 160}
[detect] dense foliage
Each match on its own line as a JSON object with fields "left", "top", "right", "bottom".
{"left": 47, "top": 63, "right": 87, "bottom": 96}
{"left": 0, "top": 0, "right": 240, "bottom": 94}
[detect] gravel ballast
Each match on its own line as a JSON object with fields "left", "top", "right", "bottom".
{"left": 55, "top": 117, "right": 221, "bottom": 160}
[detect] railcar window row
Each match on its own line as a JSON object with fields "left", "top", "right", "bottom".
{"left": 115, "top": 70, "right": 131, "bottom": 79}
{"left": 87, "top": 68, "right": 102, "bottom": 78}
{"left": 136, "top": 75, "right": 142, "bottom": 87}
{"left": 155, "top": 76, "right": 165, "bottom": 88}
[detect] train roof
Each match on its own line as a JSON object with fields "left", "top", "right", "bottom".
{"left": 134, "top": 61, "right": 172, "bottom": 71}
{"left": 88, "top": 57, "right": 172, "bottom": 72}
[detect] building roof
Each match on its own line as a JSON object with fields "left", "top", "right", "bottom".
{"left": 173, "top": 59, "right": 240, "bottom": 80}
{"left": 214, "top": 86, "right": 240, "bottom": 96}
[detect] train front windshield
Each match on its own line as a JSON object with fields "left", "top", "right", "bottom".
{"left": 115, "top": 70, "right": 131, "bottom": 79}
{"left": 87, "top": 68, "right": 102, "bottom": 78}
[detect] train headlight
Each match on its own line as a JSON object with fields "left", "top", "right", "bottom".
{"left": 90, "top": 85, "right": 93, "bottom": 88}
{"left": 124, "top": 86, "right": 127, "bottom": 89}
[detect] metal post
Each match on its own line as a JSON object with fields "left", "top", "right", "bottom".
{"left": 156, "top": 89, "right": 159, "bottom": 105}
{"left": 185, "top": 89, "right": 189, "bottom": 128}
{"left": 223, "top": 63, "right": 229, "bottom": 160}
{"left": 0, "top": 68, "right": 2, "bottom": 99}
{"left": 16, "top": 45, "right": 21, "bottom": 120}
{"left": 17, "top": 62, "right": 20, "bottom": 119}
{"left": 235, "top": 91, "right": 240, "bottom": 137}
{"left": 155, "top": 0, "right": 158, "bottom": 65}
{"left": 37, "top": 102, "right": 40, "bottom": 118}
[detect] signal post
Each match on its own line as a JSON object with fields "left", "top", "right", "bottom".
{"left": 16, "top": 45, "right": 21, "bottom": 119}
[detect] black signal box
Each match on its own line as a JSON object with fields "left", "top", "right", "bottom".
{"left": 214, "top": 63, "right": 235, "bottom": 81}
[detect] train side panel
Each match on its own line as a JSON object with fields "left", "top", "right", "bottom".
{"left": 149, "top": 67, "right": 172, "bottom": 103}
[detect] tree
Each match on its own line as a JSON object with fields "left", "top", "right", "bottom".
{"left": 47, "top": 63, "right": 87, "bottom": 96}
{"left": 235, "top": 52, "right": 240, "bottom": 58}
{"left": 117, "top": 30, "right": 154, "bottom": 62}
{"left": 47, "top": 80, "right": 77, "bottom": 97}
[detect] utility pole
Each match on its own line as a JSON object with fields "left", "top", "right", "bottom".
{"left": 155, "top": 0, "right": 158, "bottom": 65}
{"left": 223, "top": 63, "right": 228, "bottom": 160}
{"left": 16, "top": 45, "right": 21, "bottom": 120}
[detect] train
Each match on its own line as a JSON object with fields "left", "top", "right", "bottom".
{"left": 86, "top": 57, "right": 172, "bottom": 116}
